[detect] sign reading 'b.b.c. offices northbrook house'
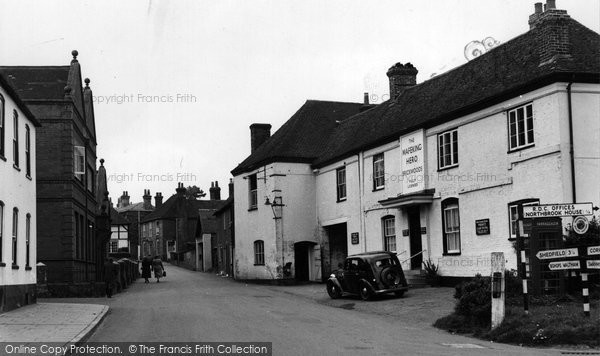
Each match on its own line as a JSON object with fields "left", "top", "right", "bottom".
{"left": 400, "top": 129, "right": 425, "bottom": 194}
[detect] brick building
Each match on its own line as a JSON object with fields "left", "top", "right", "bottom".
{"left": 114, "top": 190, "right": 159, "bottom": 260}
{"left": 1, "top": 51, "right": 107, "bottom": 296}
{"left": 213, "top": 179, "right": 235, "bottom": 277}
{"left": 140, "top": 183, "right": 223, "bottom": 271}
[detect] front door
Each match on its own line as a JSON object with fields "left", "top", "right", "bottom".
{"left": 408, "top": 206, "right": 423, "bottom": 270}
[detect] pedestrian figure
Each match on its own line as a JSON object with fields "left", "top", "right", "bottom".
{"left": 152, "top": 255, "right": 165, "bottom": 283}
{"left": 141, "top": 254, "right": 152, "bottom": 283}
{"left": 104, "top": 258, "right": 117, "bottom": 298}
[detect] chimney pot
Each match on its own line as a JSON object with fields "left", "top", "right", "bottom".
{"left": 534, "top": 2, "right": 543, "bottom": 13}
{"left": 228, "top": 178, "right": 234, "bottom": 199}
{"left": 209, "top": 180, "right": 221, "bottom": 200}
{"left": 154, "top": 192, "right": 163, "bottom": 209}
{"left": 363, "top": 92, "right": 369, "bottom": 105}
{"left": 546, "top": 0, "right": 556, "bottom": 10}
{"left": 249, "top": 123, "right": 272, "bottom": 153}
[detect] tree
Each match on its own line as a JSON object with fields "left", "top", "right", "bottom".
{"left": 185, "top": 185, "right": 206, "bottom": 200}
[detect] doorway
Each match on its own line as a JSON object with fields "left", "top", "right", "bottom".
{"left": 294, "top": 241, "right": 315, "bottom": 281}
{"left": 323, "top": 223, "right": 348, "bottom": 281}
{"left": 408, "top": 206, "right": 423, "bottom": 270}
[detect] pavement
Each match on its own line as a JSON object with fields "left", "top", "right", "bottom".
{"left": 0, "top": 302, "right": 108, "bottom": 344}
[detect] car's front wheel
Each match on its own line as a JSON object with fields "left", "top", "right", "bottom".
{"left": 359, "top": 282, "right": 373, "bottom": 301}
{"left": 326, "top": 281, "right": 342, "bottom": 299}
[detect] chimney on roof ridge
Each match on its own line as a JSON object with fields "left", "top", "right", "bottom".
{"left": 529, "top": 1, "right": 571, "bottom": 65}
{"left": 250, "top": 123, "right": 272, "bottom": 153}
{"left": 176, "top": 182, "right": 186, "bottom": 196}
{"left": 154, "top": 192, "right": 163, "bottom": 209}
{"left": 386, "top": 62, "right": 418, "bottom": 100}
{"left": 209, "top": 181, "right": 221, "bottom": 200}
{"left": 143, "top": 189, "right": 152, "bottom": 210}
{"left": 118, "top": 191, "right": 130, "bottom": 208}
{"left": 228, "top": 178, "right": 234, "bottom": 199}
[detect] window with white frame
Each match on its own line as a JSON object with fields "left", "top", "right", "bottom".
{"left": 109, "top": 240, "right": 118, "bottom": 253}
{"left": 25, "top": 125, "right": 31, "bottom": 177}
{"left": 12, "top": 208, "right": 18, "bottom": 266}
{"left": 438, "top": 129, "right": 458, "bottom": 169}
{"left": 442, "top": 198, "right": 461, "bottom": 254}
{"left": 336, "top": 167, "right": 346, "bottom": 201}
{"left": 382, "top": 216, "right": 396, "bottom": 252}
{"left": 74, "top": 146, "right": 85, "bottom": 181}
{"left": 0, "top": 94, "right": 5, "bottom": 157}
{"left": 248, "top": 174, "right": 257, "bottom": 209}
{"left": 508, "top": 103, "right": 534, "bottom": 151}
{"left": 254, "top": 240, "right": 264, "bottom": 265}
{"left": 25, "top": 214, "right": 31, "bottom": 268}
{"left": 373, "top": 153, "right": 385, "bottom": 190}
{"left": 508, "top": 199, "right": 539, "bottom": 240}
{"left": 13, "top": 111, "right": 18, "bottom": 167}
{"left": 0, "top": 202, "right": 4, "bottom": 264}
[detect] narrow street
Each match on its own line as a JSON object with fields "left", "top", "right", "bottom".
{"left": 85, "top": 265, "right": 554, "bottom": 356}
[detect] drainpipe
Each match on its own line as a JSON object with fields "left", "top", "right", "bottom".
{"left": 358, "top": 152, "right": 367, "bottom": 253}
{"left": 567, "top": 79, "right": 576, "bottom": 203}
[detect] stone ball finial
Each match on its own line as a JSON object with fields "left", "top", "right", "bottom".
{"left": 72, "top": 50, "right": 78, "bottom": 59}
{"left": 100, "top": 158, "right": 105, "bottom": 166}
{"left": 84, "top": 78, "right": 90, "bottom": 87}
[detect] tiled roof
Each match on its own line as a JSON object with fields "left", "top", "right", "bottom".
{"left": 213, "top": 197, "right": 233, "bottom": 216}
{"left": 313, "top": 18, "right": 600, "bottom": 167}
{"left": 231, "top": 100, "right": 365, "bottom": 175}
{"left": 115, "top": 202, "right": 154, "bottom": 213}
{"left": 141, "top": 194, "right": 223, "bottom": 223}
{"left": 110, "top": 207, "right": 131, "bottom": 226}
{"left": 0, "top": 66, "right": 70, "bottom": 100}
{"left": 0, "top": 73, "right": 40, "bottom": 126}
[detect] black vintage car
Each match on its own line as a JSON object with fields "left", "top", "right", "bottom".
{"left": 326, "top": 251, "right": 408, "bottom": 300}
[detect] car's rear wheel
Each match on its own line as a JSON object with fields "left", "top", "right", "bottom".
{"left": 359, "top": 282, "right": 372, "bottom": 301}
{"left": 381, "top": 267, "right": 402, "bottom": 288}
{"left": 326, "top": 281, "right": 342, "bottom": 299}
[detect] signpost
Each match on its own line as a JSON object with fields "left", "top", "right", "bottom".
{"left": 523, "top": 203, "right": 593, "bottom": 218}
{"left": 548, "top": 260, "right": 580, "bottom": 270}
{"left": 586, "top": 260, "right": 600, "bottom": 269}
{"left": 587, "top": 246, "right": 600, "bottom": 256}
{"left": 535, "top": 248, "right": 578, "bottom": 260}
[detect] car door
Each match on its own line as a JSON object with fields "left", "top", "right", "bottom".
{"left": 343, "top": 258, "right": 360, "bottom": 294}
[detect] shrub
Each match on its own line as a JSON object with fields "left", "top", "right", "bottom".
{"left": 453, "top": 274, "right": 491, "bottom": 325}
{"left": 422, "top": 258, "right": 441, "bottom": 286}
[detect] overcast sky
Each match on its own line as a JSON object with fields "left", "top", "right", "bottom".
{"left": 1, "top": 0, "right": 598, "bottom": 204}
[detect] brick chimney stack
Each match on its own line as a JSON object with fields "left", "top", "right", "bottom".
{"left": 250, "top": 123, "right": 272, "bottom": 153}
{"left": 209, "top": 181, "right": 221, "bottom": 200}
{"left": 529, "top": 0, "right": 571, "bottom": 65}
{"left": 154, "top": 192, "right": 163, "bottom": 209}
{"left": 176, "top": 182, "right": 186, "bottom": 196}
{"left": 143, "top": 189, "right": 152, "bottom": 210}
{"left": 228, "top": 178, "right": 234, "bottom": 199}
{"left": 386, "top": 62, "right": 418, "bottom": 100}
{"left": 118, "top": 191, "right": 130, "bottom": 208}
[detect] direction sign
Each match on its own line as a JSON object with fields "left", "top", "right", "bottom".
{"left": 548, "top": 260, "right": 580, "bottom": 270}
{"left": 523, "top": 203, "right": 593, "bottom": 218}
{"left": 588, "top": 246, "right": 600, "bottom": 256}
{"left": 536, "top": 248, "right": 578, "bottom": 260}
{"left": 587, "top": 260, "right": 600, "bottom": 269}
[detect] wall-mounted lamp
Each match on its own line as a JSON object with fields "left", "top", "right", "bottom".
{"left": 265, "top": 196, "right": 284, "bottom": 219}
